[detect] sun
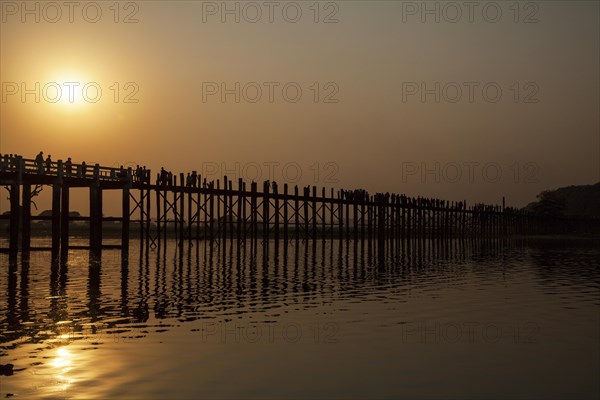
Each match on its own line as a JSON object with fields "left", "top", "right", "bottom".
{"left": 50, "top": 73, "right": 93, "bottom": 109}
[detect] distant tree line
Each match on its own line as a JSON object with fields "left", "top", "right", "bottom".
{"left": 524, "top": 182, "right": 600, "bottom": 219}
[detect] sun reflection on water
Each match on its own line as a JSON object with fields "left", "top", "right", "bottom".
{"left": 51, "top": 347, "right": 74, "bottom": 391}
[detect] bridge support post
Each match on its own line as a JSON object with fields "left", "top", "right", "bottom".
{"left": 179, "top": 174, "right": 185, "bottom": 244}
{"left": 122, "top": 185, "right": 130, "bottom": 252}
{"left": 338, "top": 191, "right": 343, "bottom": 240}
{"left": 237, "top": 178, "right": 243, "bottom": 242}
{"left": 146, "top": 182, "right": 151, "bottom": 248}
{"left": 61, "top": 185, "right": 70, "bottom": 256}
{"left": 139, "top": 188, "right": 145, "bottom": 244}
{"left": 283, "top": 184, "right": 289, "bottom": 243}
{"left": 312, "top": 186, "right": 317, "bottom": 241}
{"left": 52, "top": 184, "right": 61, "bottom": 254}
{"left": 90, "top": 183, "right": 102, "bottom": 251}
{"left": 21, "top": 183, "right": 31, "bottom": 252}
{"left": 273, "top": 183, "right": 279, "bottom": 244}
{"left": 377, "top": 195, "right": 385, "bottom": 251}
{"left": 9, "top": 184, "right": 20, "bottom": 253}
{"left": 155, "top": 185, "right": 161, "bottom": 246}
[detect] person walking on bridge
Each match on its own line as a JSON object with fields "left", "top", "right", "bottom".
{"left": 35, "top": 152, "right": 44, "bottom": 174}
{"left": 45, "top": 154, "right": 52, "bottom": 174}
{"left": 65, "top": 158, "right": 73, "bottom": 177}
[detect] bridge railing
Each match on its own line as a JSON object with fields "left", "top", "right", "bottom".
{"left": 1, "top": 154, "right": 133, "bottom": 182}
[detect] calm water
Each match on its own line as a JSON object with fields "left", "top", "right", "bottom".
{"left": 1, "top": 238, "right": 599, "bottom": 399}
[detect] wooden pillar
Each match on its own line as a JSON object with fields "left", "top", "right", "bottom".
{"left": 294, "top": 186, "right": 299, "bottom": 241}
{"left": 146, "top": 181, "right": 151, "bottom": 247}
{"left": 21, "top": 183, "right": 31, "bottom": 252}
{"left": 163, "top": 185, "right": 168, "bottom": 243}
{"left": 223, "top": 176, "right": 228, "bottom": 241}
{"left": 377, "top": 195, "right": 385, "bottom": 245}
{"left": 361, "top": 194, "right": 366, "bottom": 243}
{"left": 179, "top": 174, "right": 185, "bottom": 243}
{"left": 251, "top": 182, "right": 257, "bottom": 241}
{"left": 242, "top": 182, "right": 247, "bottom": 241}
{"left": 52, "top": 184, "right": 61, "bottom": 253}
{"left": 215, "top": 179, "right": 221, "bottom": 241}
{"left": 209, "top": 182, "right": 215, "bottom": 241}
{"left": 345, "top": 193, "right": 350, "bottom": 240}
{"left": 229, "top": 180, "right": 234, "bottom": 241}
{"left": 122, "top": 185, "right": 130, "bottom": 252}
{"left": 188, "top": 185, "right": 193, "bottom": 240}
{"left": 203, "top": 183, "right": 208, "bottom": 241}
{"left": 273, "top": 182, "right": 279, "bottom": 243}
{"left": 330, "top": 188, "right": 335, "bottom": 240}
{"left": 139, "top": 188, "right": 145, "bottom": 243}
{"left": 353, "top": 193, "right": 359, "bottom": 242}
{"left": 60, "top": 185, "right": 70, "bottom": 253}
{"left": 173, "top": 180, "right": 178, "bottom": 243}
{"left": 408, "top": 198, "right": 414, "bottom": 241}
{"left": 303, "top": 187, "right": 310, "bottom": 239}
{"left": 283, "top": 184, "right": 289, "bottom": 243}
{"left": 390, "top": 196, "right": 395, "bottom": 242}
{"left": 9, "top": 184, "right": 20, "bottom": 253}
{"left": 312, "top": 186, "right": 317, "bottom": 241}
{"left": 237, "top": 178, "right": 243, "bottom": 242}
{"left": 90, "top": 183, "right": 102, "bottom": 251}
{"left": 367, "top": 195, "right": 372, "bottom": 243}
{"left": 263, "top": 181, "right": 270, "bottom": 240}
{"left": 197, "top": 177, "right": 202, "bottom": 242}
{"left": 339, "top": 191, "right": 344, "bottom": 240}
{"left": 322, "top": 187, "right": 327, "bottom": 241}
{"left": 155, "top": 184, "right": 161, "bottom": 244}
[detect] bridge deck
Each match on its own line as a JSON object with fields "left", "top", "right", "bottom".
{"left": 1, "top": 154, "right": 596, "bottom": 255}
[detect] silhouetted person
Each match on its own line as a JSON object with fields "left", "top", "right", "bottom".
{"left": 117, "top": 165, "right": 126, "bottom": 179}
{"left": 159, "top": 167, "right": 166, "bottom": 185}
{"left": 65, "top": 157, "right": 73, "bottom": 177}
{"left": 35, "top": 151, "right": 44, "bottom": 174}
{"left": 45, "top": 155, "right": 52, "bottom": 173}
{"left": 81, "top": 161, "right": 87, "bottom": 178}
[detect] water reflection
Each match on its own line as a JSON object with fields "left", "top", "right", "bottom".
{"left": 1, "top": 238, "right": 599, "bottom": 398}
{"left": 3, "top": 239, "right": 599, "bottom": 342}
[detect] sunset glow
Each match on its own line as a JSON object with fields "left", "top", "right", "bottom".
{"left": 1, "top": 1, "right": 598, "bottom": 399}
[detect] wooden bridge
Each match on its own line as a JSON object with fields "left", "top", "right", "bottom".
{"left": 0, "top": 154, "right": 588, "bottom": 255}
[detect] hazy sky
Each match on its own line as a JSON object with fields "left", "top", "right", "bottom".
{"left": 1, "top": 1, "right": 598, "bottom": 216}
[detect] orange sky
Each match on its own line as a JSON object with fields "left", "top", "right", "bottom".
{"left": 1, "top": 1, "right": 599, "bottom": 216}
